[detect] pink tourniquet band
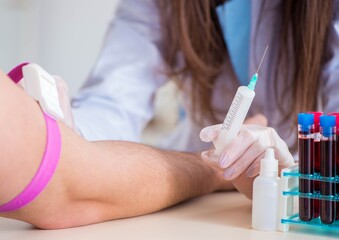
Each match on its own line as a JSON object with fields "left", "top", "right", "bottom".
{"left": 0, "top": 114, "right": 61, "bottom": 212}
{"left": 0, "top": 64, "right": 62, "bottom": 212}
{"left": 7, "top": 62, "right": 29, "bottom": 84}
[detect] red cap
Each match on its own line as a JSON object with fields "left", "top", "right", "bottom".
{"left": 307, "top": 111, "right": 323, "bottom": 132}
{"left": 328, "top": 112, "right": 339, "bottom": 134}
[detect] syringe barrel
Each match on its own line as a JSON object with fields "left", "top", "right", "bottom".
{"left": 213, "top": 86, "right": 255, "bottom": 156}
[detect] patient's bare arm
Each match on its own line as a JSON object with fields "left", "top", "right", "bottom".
{"left": 0, "top": 70, "right": 233, "bottom": 229}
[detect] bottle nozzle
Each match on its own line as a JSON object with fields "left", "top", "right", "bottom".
{"left": 265, "top": 148, "right": 274, "bottom": 160}
{"left": 260, "top": 148, "right": 278, "bottom": 174}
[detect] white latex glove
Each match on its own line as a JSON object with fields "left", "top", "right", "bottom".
{"left": 53, "top": 75, "right": 74, "bottom": 129}
{"left": 199, "top": 114, "right": 295, "bottom": 198}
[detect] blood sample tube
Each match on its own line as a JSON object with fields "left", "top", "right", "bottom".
{"left": 298, "top": 113, "right": 314, "bottom": 221}
{"left": 308, "top": 111, "right": 323, "bottom": 219}
{"left": 320, "top": 115, "right": 336, "bottom": 224}
{"left": 329, "top": 112, "right": 339, "bottom": 220}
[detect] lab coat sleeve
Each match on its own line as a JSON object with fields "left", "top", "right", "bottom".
{"left": 321, "top": 4, "right": 339, "bottom": 114}
{"left": 72, "top": 0, "right": 167, "bottom": 141}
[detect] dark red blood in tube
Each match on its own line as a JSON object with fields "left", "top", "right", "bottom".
{"left": 298, "top": 113, "right": 314, "bottom": 222}
{"left": 320, "top": 139, "right": 336, "bottom": 224}
{"left": 320, "top": 115, "right": 336, "bottom": 224}
{"left": 308, "top": 111, "right": 323, "bottom": 219}
{"left": 328, "top": 112, "right": 339, "bottom": 220}
{"left": 299, "top": 136, "right": 313, "bottom": 221}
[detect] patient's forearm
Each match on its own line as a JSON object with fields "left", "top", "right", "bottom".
{"left": 0, "top": 70, "right": 233, "bottom": 229}
{"left": 83, "top": 141, "right": 222, "bottom": 218}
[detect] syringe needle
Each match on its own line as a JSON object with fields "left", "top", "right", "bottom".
{"left": 256, "top": 45, "right": 269, "bottom": 74}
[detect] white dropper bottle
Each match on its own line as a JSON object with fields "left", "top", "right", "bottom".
{"left": 252, "top": 148, "right": 280, "bottom": 231}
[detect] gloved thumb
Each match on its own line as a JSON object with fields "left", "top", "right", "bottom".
{"left": 199, "top": 124, "right": 222, "bottom": 143}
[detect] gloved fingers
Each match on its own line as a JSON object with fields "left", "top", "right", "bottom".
{"left": 246, "top": 155, "right": 296, "bottom": 178}
{"left": 217, "top": 126, "right": 256, "bottom": 169}
{"left": 245, "top": 152, "right": 266, "bottom": 177}
{"left": 263, "top": 127, "right": 296, "bottom": 168}
{"left": 53, "top": 75, "right": 74, "bottom": 129}
{"left": 223, "top": 144, "right": 265, "bottom": 180}
{"left": 200, "top": 124, "right": 254, "bottom": 168}
{"left": 222, "top": 125, "right": 292, "bottom": 179}
{"left": 199, "top": 124, "right": 222, "bottom": 143}
{"left": 243, "top": 128, "right": 295, "bottom": 177}
{"left": 200, "top": 117, "right": 266, "bottom": 164}
{"left": 201, "top": 121, "right": 295, "bottom": 176}
{"left": 272, "top": 136, "right": 295, "bottom": 168}
{"left": 276, "top": 150, "right": 295, "bottom": 169}
{"left": 244, "top": 114, "right": 268, "bottom": 126}
{"left": 246, "top": 126, "right": 295, "bottom": 166}
{"left": 245, "top": 146, "right": 295, "bottom": 178}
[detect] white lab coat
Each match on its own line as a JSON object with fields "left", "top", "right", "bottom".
{"left": 72, "top": 0, "right": 339, "bottom": 154}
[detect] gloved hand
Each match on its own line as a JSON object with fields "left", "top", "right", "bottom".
{"left": 199, "top": 114, "right": 295, "bottom": 199}
{"left": 53, "top": 75, "right": 74, "bottom": 129}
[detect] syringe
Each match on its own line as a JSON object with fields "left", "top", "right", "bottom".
{"left": 213, "top": 46, "right": 269, "bottom": 156}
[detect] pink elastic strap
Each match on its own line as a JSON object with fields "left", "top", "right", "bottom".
{"left": 0, "top": 114, "right": 61, "bottom": 212}
{"left": 0, "top": 64, "right": 61, "bottom": 212}
{"left": 7, "top": 62, "right": 29, "bottom": 84}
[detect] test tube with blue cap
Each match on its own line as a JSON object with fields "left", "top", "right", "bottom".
{"left": 298, "top": 113, "right": 314, "bottom": 222}
{"left": 319, "top": 115, "right": 336, "bottom": 224}
{"left": 213, "top": 45, "right": 269, "bottom": 156}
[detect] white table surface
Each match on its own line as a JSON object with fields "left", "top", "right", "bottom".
{"left": 0, "top": 192, "right": 338, "bottom": 240}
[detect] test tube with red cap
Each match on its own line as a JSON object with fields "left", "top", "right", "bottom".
{"left": 308, "top": 111, "right": 323, "bottom": 219}
{"left": 328, "top": 112, "right": 339, "bottom": 221}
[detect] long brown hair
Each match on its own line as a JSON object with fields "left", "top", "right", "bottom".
{"left": 158, "top": 0, "right": 334, "bottom": 126}
{"left": 277, "top": 1, "right": 333, "bottom": 123}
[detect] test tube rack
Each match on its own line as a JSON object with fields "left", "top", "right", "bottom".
{"left": 279, "top": 165, "right": 339, "bottom": 232}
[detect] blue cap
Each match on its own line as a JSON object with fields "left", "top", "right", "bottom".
{"left": 298, "top": 113, "right": 314, "bottom": 133}
{"left": 320, "top": 115, "right": 336, "bottom": 137}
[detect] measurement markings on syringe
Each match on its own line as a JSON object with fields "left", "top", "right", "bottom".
{"left": 222, "top": 93, "right": 244, "bottom": 131}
